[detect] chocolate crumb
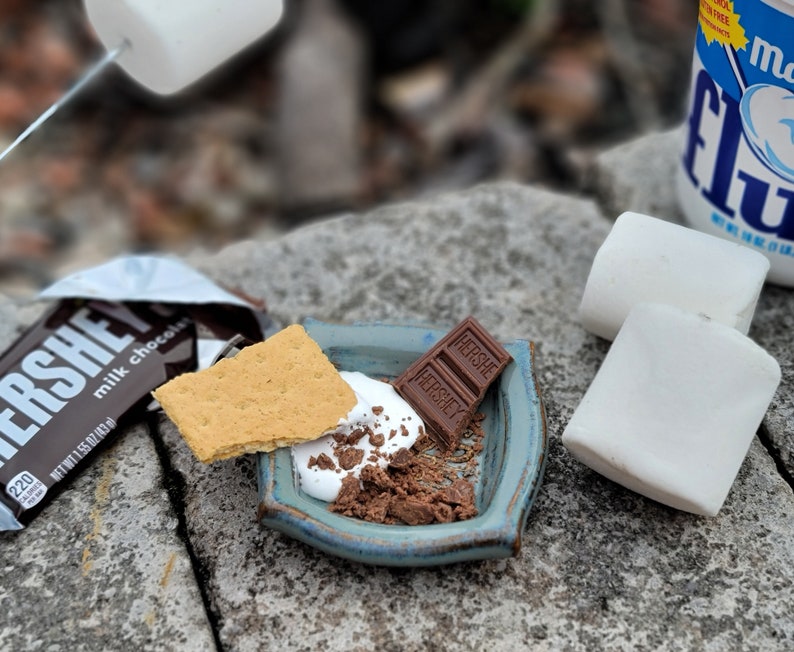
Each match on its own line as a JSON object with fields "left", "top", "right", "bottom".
{"left": 372, "top": 406, "right": 384, "bottom": 416}
{"left": 389, "top": 497, "right": 436, "bottom": 525}
{"left": 368, "top": 432, "right": 386, "bottom": 447}
{"left": 315, "top": 453, "right": 336, "bottom": 470}
{"left": 454, "top": 502, "right": 478, "bottom": 521}
{"left": 336, "top": 446, "right": 365, "bottom": 470}
{"left": 361, "top": 464, "right": 394, "bottom": 491}
{"left": 439, "top": 478, "right": 475, "bottom": 506}
{"left": 432, "top": 502, "right": 455, "bottom": 523}
{"left": 333, "top": 475, "right": 362, "bottom": 509}
{"left": 347, "top": 428, "right": 367, "bottom": 445}
{"left": 362, "top": 493, "right": 391, "bottom": 522}
{"left": 388, "top": 447, "right": 413, "bottom": 470}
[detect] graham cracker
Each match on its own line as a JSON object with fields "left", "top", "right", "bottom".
{"left": 152, "top": 324, "right": 356, "bottom": 463}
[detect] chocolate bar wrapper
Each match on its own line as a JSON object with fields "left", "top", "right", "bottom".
{"left": 0, "top": 256, "right": 272, "bottom": 530}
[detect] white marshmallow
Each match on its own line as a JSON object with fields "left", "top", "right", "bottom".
{"left": 563, "top": 302, "right": 780, "bottom": 516}
{"left": 292, "top": 371, "right": 424, "bottom": 502}
{"left": 579, "top": 212, "right": 770, "bottom": 341}
{"left": 84, "top": 0, "right": 283, "bottom": 95}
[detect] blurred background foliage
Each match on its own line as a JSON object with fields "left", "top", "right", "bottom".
{"left": 0, "top": 0, "right": 698, "bottom": 294}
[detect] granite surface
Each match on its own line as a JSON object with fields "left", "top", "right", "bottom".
{"left": 1, "top": 129, "right": 792, "bottom": 651}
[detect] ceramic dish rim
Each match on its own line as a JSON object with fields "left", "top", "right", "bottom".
{"left": 256, "top": 319, "right": 547, "bottom": 567}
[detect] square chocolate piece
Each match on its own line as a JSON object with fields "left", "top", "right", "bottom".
{"left": 394, "top": 316, "right": 511, "bottom": 449}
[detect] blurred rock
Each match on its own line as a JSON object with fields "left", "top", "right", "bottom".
{"left": 0, "top": 0, "right": 702, "bottom": 294}
{"left": 586, "top": 127, "right": 685, "bottom": 223}
{"left": 274, "top": 0, "right": 366, "bottom": 220}
{"left": 511, "top": 38, "right": 609, "bottom": 142}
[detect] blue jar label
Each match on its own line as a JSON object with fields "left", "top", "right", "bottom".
{"left": 697, "top": 1, "right": 794, "bottom": 98}
{"left": 678, "top": 0, "right": 794, "bottom": 285}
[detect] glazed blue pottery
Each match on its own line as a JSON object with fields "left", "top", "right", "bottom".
{"left": 256, "top": 319, "right": 547, "bottom": 567}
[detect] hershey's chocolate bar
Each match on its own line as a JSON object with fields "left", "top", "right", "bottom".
{"left": 0, "top": 299, "right": 263, "bottom": 530}
{"left": 394, "top": 316, "right": 511, "bottom": 449}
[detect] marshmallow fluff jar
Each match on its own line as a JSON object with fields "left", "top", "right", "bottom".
{"left": 677, "top": 0, "right": 794, "bottom": 285}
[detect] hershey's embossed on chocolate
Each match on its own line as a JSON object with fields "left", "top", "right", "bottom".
{"left": 393, "top": 316, "right": 511, "bottom": 449}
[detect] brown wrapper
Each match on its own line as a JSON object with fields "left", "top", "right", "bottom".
{"left": 0, "top": 298, "right": 265, "bottom": 530}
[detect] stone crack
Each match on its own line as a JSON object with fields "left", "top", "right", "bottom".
{"left": 757, "top": 423, "right": 794, "bottom": 495}
{"left": 146, "top": 414, "right": 225, "bottom": 652}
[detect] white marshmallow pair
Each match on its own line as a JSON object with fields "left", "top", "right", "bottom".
{"left": 563, "top": 212, "right": 780, "bottom": 516}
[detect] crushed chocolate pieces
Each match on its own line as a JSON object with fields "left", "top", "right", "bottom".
{"left": 328, "top": 417, "right": 485, "bottom": 526}
{"left": 372, "top": 406, "right": 384, "bottom": 416}
{"left": 365, "top": 494, "right": 392, "bottom": 522}
{"left": 334, "top": 475, "right": 363, "bottom": 509}
{"left": 360, "top": 464, "right": 394, "bottom": 491}
{"left": 432, "top": 502, "right": 455, "bottom": 523}
{"left": 368, "top": 432, "right": 385, "bottom": 447}
{"left": 453, "top": 502, "right": 478, "bottom": 521}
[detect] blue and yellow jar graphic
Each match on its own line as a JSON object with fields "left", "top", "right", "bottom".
{"left": 678, "top": 0, "right": 794, "bottom": 286}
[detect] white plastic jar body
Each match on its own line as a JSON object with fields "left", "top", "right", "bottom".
{"left": 677, "top": 0, "right": 794, "bottom": 286}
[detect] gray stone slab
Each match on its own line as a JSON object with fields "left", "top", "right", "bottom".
{"left": 0, "top": 310, "right": 215, "bottom": 651}
{"left": 162, "top": 180, "right": 794, "bottom": 650}
{"left": 753, "top": 286, "right": 794, "bottom": 475}
{"left": 1, "top": 128, "right": 792, "bottom": 651}
{"left": 587, "top": 126, "right": 686, "bottom": 225}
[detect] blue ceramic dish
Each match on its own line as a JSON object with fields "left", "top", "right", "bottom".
{"left": 256, "top": 319, "right": 547, "bottom": 567}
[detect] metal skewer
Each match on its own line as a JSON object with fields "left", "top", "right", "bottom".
{"left": 0, "top": 40, "right": 129, "bottom": 163}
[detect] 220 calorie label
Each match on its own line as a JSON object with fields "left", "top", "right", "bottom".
{"left": 5, "top": 471, "right": 46, "bottom": 509}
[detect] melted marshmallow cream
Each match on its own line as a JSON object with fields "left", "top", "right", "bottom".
{"left": 291, "top": 371, "right": 425, "bottom": 502}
